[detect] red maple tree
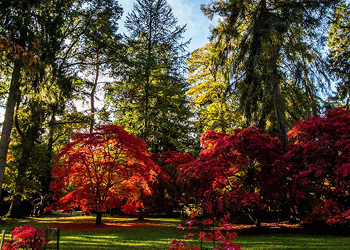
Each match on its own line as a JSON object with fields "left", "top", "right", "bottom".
{"left": 148, "top": 151, "right": 196, "bottom": 214}
{"left": 179, "top": 127, "right": 286, "bottom": 227}
{"left": 286, "top": 108, "right": 350, "bottom": 225}
{"left": 49, "top": 125, "right": 157, "bottom": 224}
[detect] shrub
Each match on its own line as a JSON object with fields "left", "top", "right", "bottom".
{"left": 2, "top": 224, "right": 50, "bottom": 250}
{"left": 169, "top": 213, "right": 242, "bottom": 250}
{"left": 286, "top": 108, "right": 350, "bottom": 225}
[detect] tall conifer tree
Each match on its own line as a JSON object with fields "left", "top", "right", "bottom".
{"left": 201, "top": 0, "right": 339, "bottom": 145}
{"left": 108, "top": 0, "right": 192, "bottom": 153}
{"left": 328, "top": 0, "right": 350, "bottom": 108}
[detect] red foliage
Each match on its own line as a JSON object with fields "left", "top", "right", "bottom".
{"left": 286, "top": 108, "right": 350, "bottom": 224}
{"left": 2, "top": 225, "right": 49, "bottom": 250}
{"left": 146, "top": 151, "right": 196, "bottom": 213}
{"left": 179, "top": 127, "right": 286, "bottom": 224}
{"left": 122, "top": 200, "right": 143, "bottom": 215}
{"left": 49, "top": 125, "right": 158, "bottom": 220}
{"left": 169, "top": 213, "right": 242, "bottom": 250}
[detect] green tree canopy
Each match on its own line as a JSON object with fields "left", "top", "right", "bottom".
{"left": 108, "top": 0, "right": 193, "bottom": 153}
{"left": 328, "top": 0, "right": 350, "bottom": 108}
{"left": 201, "top": 0, "right": 338, "bottom": 145}
{"left": 186, "top": 42, "right": 241, "bottom": 134}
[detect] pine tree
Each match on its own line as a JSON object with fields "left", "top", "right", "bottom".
{"left": 201, "top": 0, "right": 339, "bottom": 145}
{"left": 328, "top": 0, "right": 350, "bottom": 108}
{"left": 108, "top": 0, "right": 193, "bottom": 153}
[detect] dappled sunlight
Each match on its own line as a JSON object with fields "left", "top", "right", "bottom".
{"left": 3, "top": 216, "right": 182, "bottom": 232}
{"left": 2, "top": 217, "right": 350, "bottom": 250}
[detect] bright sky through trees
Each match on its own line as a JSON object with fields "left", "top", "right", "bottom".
{"left": 118, "top": 0, "right": 214, "bottom": 53}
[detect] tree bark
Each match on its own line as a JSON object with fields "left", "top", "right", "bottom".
{"left": 0, "top": 61, "right": 21, "bottom": 199}
{"left": 137, "top": 206, "right": 144, "bottom": 221}
{"left": 274, "top": 82, "right": 289, "bottom": 146}
{"left": 90, "top": 52, "right": 99, "bottom": 133}
{"left": 96, "top": 212, "right": 103, "bottom": 225}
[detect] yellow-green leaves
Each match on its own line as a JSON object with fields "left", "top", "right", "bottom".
{"left": 186, "top": 43, "right": 241, "bottom": 134}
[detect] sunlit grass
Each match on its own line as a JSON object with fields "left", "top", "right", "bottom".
{"left": 1, "top": 216, "right": 350, "bottom": 249}
{"left": 238, "top": 234, "right": 350, "bottom": 249}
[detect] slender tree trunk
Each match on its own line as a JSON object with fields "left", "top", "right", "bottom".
{"left": 44, "top": 113, "right": 56, "bottom": 193}
{"left": 137, "top": 190, "right": 145, "bottom": 221}
{"left": 0, "top": 61, "right": 21, "bottom": 199}
{"left": 90, "top": 52, "right": 99, "bottom": 133}
{"left": 143, "top": 72, "right": 150, "bottom": 140}
{"left": 142, "top": 9, "right": 153, "bottom": 142}
{"left": 8, "top": 128, "right": 38, "bottom": 218}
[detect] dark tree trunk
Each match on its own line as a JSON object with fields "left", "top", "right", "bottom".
{"left": 274, "top": 82, "right": 289, "bottom": 146}
{"left": 137, "top": 206, "right": 144, "bottom": 221}
{"left": 8, "top": 155, "right": 29, "bottom": 218}
{"left": 96, "top": 212, "right": 103, "bottom": 225}
{"left": 8, "top": 194, "right": 24, "bottom": 218}
{"left": 90, "top": 52, "right": 99, "bottom": 133}
{"left": 8, "top": 102, "right": 40, "bottom": 218}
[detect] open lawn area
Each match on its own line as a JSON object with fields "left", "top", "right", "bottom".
{"left": 1, "top": 216, "right": 350, "bottom": 249}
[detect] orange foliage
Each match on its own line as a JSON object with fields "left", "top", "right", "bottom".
{"left": 49, "top": 125, "right": 158, "bottom": 215}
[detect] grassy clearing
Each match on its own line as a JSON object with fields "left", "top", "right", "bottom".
{"left": 1, "top": 216, "right": 350, "bottom": 249}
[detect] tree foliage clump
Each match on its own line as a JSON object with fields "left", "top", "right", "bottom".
{"left": 148, "top": 151, "right": 195, "bottom": 214}
{"left": 0, "top": 0, "right": 81, "bottom": 217}
{"left": 179, "top": 108, "right": 350, "bottom": 226}
{"left": 286, "top": 108, "right": 350, "bottom": 225}
{"left": 186, "top": 42, "right": 241, "bottom": 134}
{"left": 49, "top": 125, "right": 158, "bottom": 224}
{"left": 180, "top": 127, "right": 286, "bottom": 226}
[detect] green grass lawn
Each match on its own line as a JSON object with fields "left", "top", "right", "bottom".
{"left": 1, "top": 216, "right": 350, "bottom": 249}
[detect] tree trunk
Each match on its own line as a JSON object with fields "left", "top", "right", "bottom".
{"left": 96, "top": 212, "right": 103, "bottom": 225}
{"left": 44, "top": 113, "right": 56, "bottom": 194}
{"left": 0, "top": 61, "right": 21, "bottom": 199}
{"left": 274, "top": 82, "right": 289, "bottom": 146}
{"left": 8, "top": 101, "right": 40, "bottom": 218}
{"left": 90, "top": 52, "right": 99, "bottom": 133}
{"left": 7, "top": 194, "right": 23, "bottom": 218}
{"left": 8, "top": 159, "right": 27, "bottom": 218}
{"left": 137, "top": 206, "right": 144, "bottom": 221}
{"left": 8, "top": 140, "right": 32, "bottom": 218}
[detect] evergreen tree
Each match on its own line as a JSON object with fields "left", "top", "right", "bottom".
{"left": 71, "top": 0, "right": 123, "bottom": 133}
{"left": 0, "top": 0, "right": 77, "bottom": 217}
{"left": 201, "top": 0, "right": 338, "bottom": 145}
{"left": 186, "top": 42, "right": 242, "bottom": 134}
{"left": 328, "top": 0, "right": 350, "bottom": 108}
{"left": 0, "top": 0, "right": 124, "bottom": 217}
{"left": 108, "top": 0, "right": 193, "bottom": 153}
{"left": 0, "top": 0, "right": 48, "bottom": 202}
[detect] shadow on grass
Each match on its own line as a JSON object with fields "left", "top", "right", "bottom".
{"left": 2, "top": 217, "right": 350, "bottom": 250}
{"left": 232, "top": 223, "right": 350, "bottom": 236}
